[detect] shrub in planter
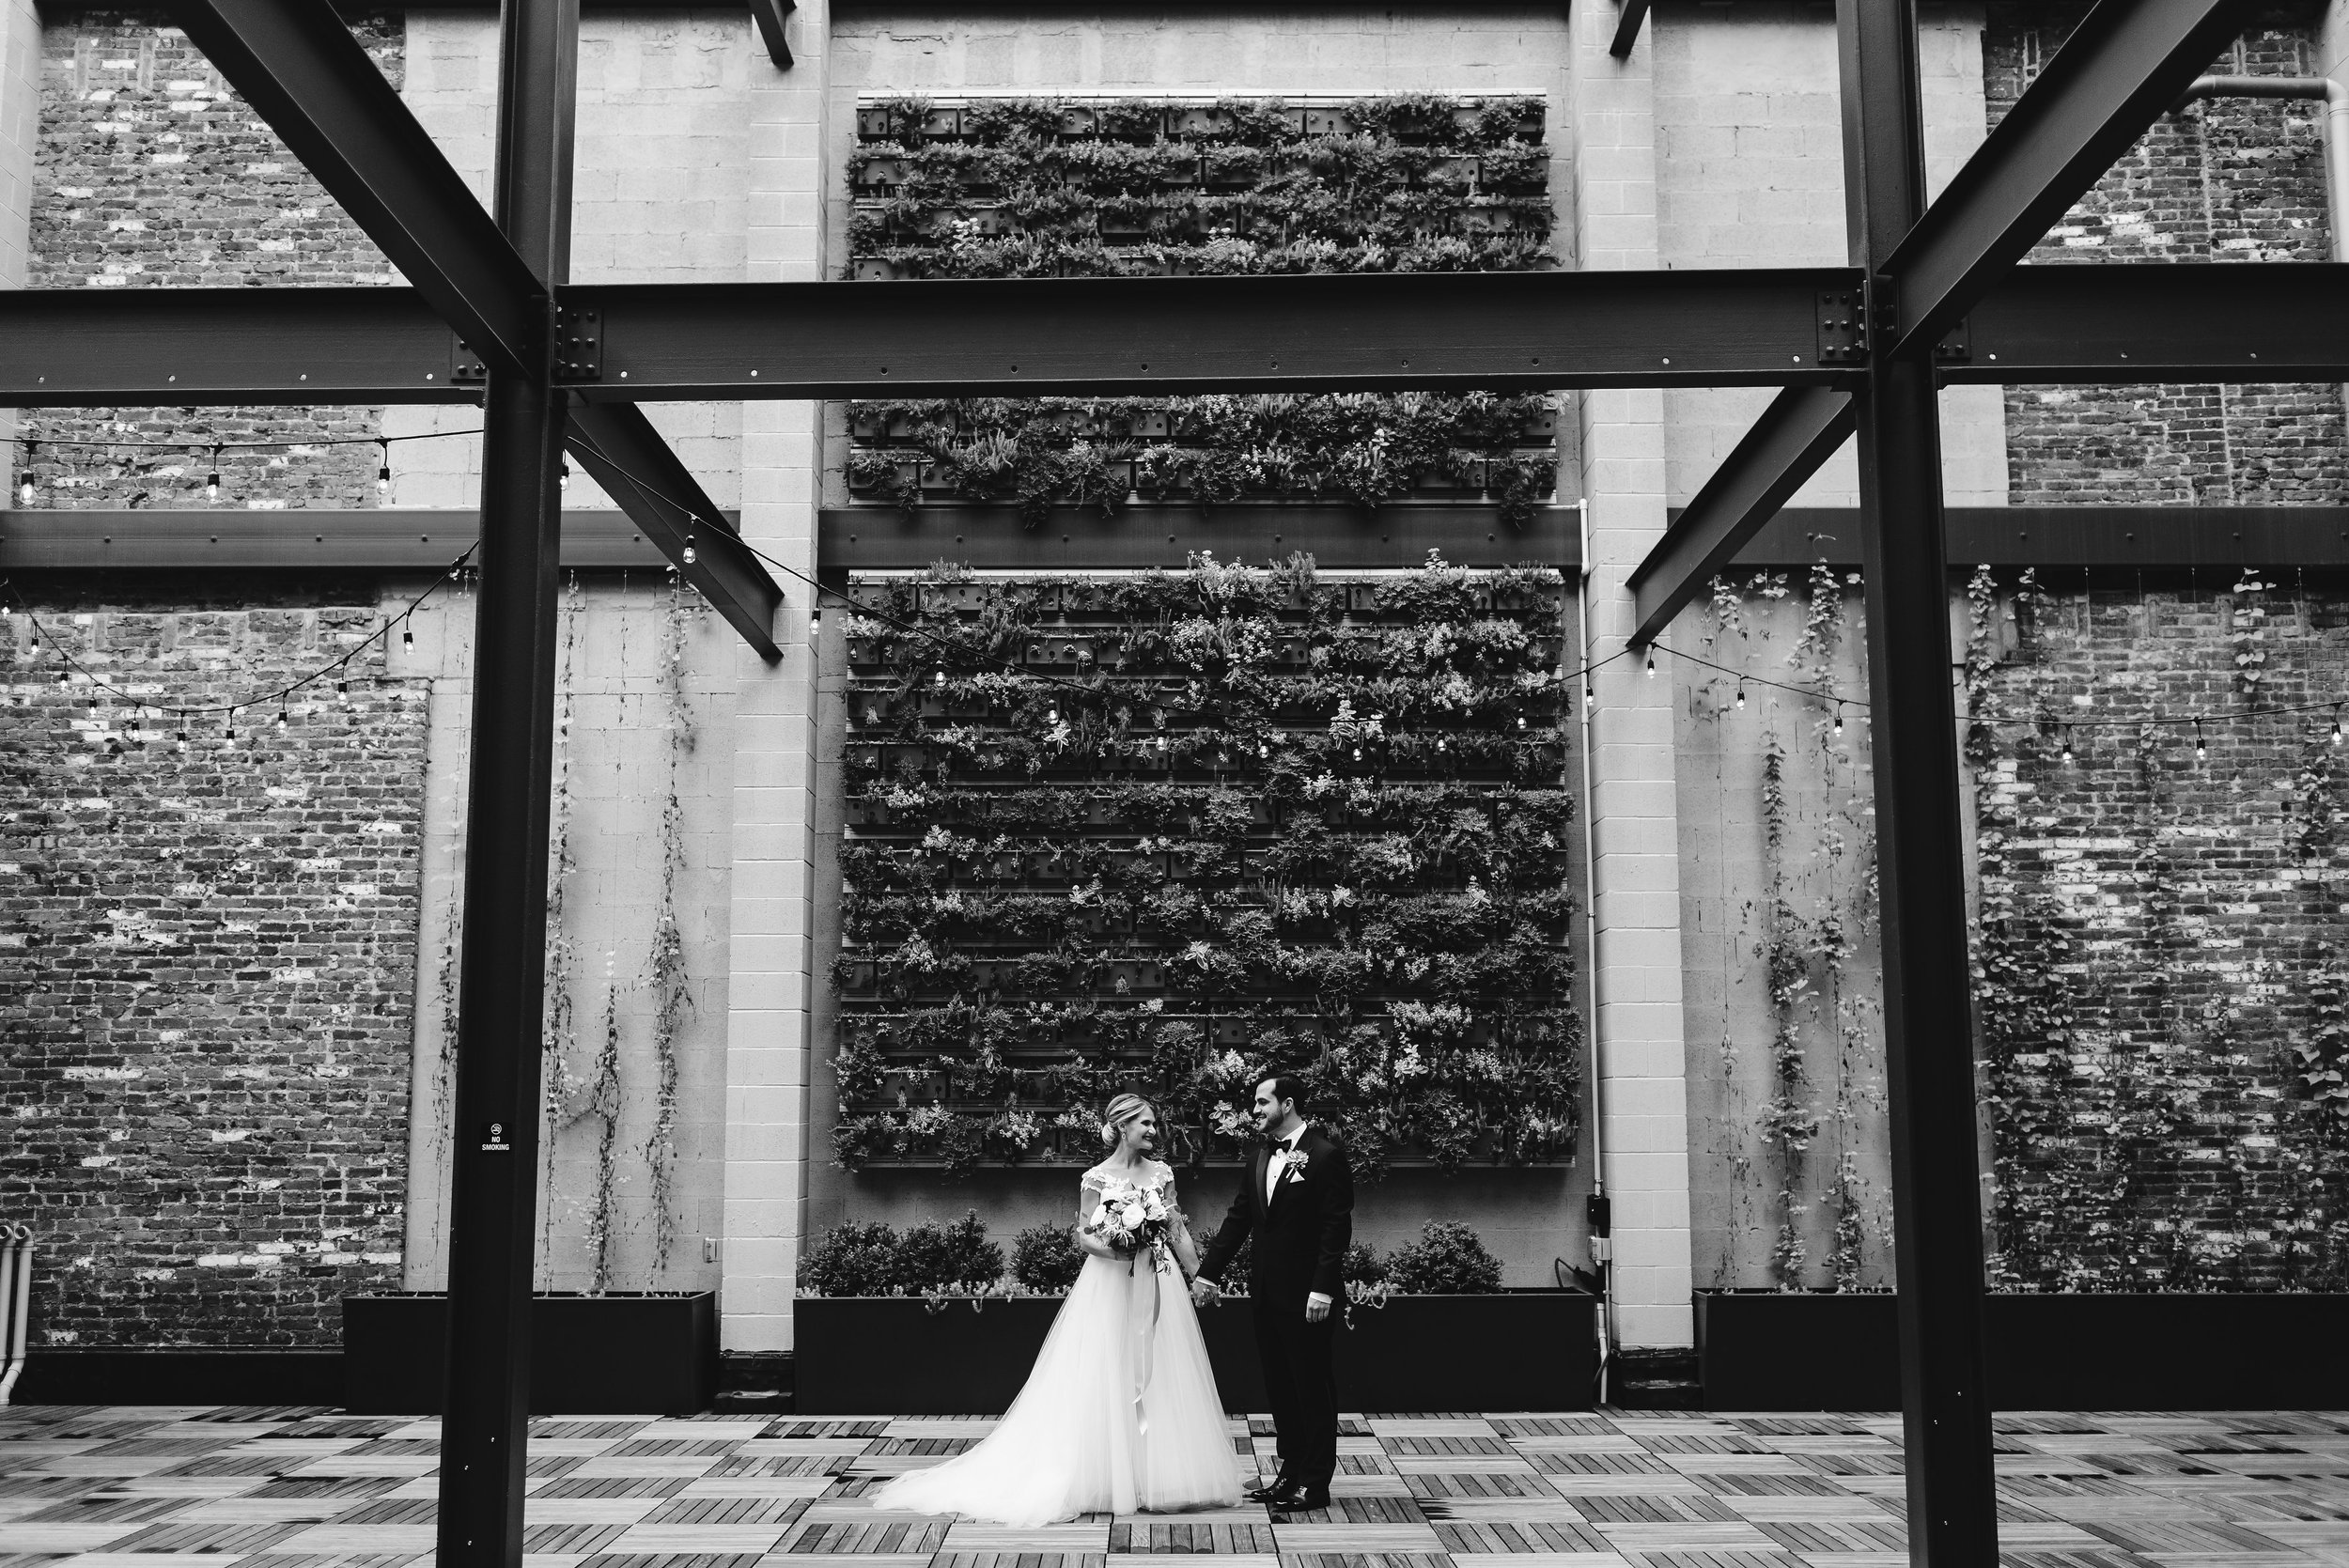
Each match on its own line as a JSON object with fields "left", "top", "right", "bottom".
{"left": 1013, "top": 1222, "right": 1086, "bottom": 1293}
{"left": 1384, "top": 1219, "right": 1503, "bottom": 1295}
{"left": 897, "top": 1212, "right": 1005, "bottom": 1290}
{"left": 801, "top": 1220, "right": 903, "bottom": 1296}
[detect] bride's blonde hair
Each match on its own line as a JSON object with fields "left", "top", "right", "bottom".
{"left": 1100, "top": 1092, "right": 1155, "bottom": 1147}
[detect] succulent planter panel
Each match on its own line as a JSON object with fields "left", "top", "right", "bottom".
{"left": 831, "top": 555, "right": 1582, "bottom": 1177}
{"left": 841, "top": 95, "right": 1560, "bottom": 525}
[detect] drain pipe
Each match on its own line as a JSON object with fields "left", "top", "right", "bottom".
{"left": 0, "top": 1226, "right": 30, "bottom": 1406}
{"left": 1571, "top": 497, "right": 1617, "bottom": 1405}
{"left": 2175, "top": 75, "right": 2349, "bottom": 423}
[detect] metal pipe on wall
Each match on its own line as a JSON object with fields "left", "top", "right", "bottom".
{"left": 0, "top": 1226, "right": 32, "bottom": 1406}
{"left": 1571, "top": 497, "right": 1617, "bottom": 1405}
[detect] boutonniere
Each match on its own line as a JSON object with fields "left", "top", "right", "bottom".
{"left": 1283, "top": 1151, "right": 1311, "bottom": 1182}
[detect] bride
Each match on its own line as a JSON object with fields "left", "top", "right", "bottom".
{"left": 868, "top": 1094, "right": 1242, "bottom": 1525}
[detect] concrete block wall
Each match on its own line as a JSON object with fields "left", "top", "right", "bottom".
{"left": 398, "top": 577, "right": 740, "bottom": 1296}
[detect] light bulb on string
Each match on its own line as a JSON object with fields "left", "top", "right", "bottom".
{"left": 1257, "top": 741, "right": 1269, "bottom": 758}
{"left": 17, "top": 442, "right": 35, "bottom": 506}
{"left": 336, "top": 680, "right": 350, "bottom": 706}
{"left": 26, "top": 619, "right": 38, "bottom": 652}
{"left": 681, "top": 519, "right": 698, "bottom": 567}
{"left": 401, "top": 621, "right": 414, "bottom": 651}
{"left": 222, "top": 718, "right": 238, "bottom": 749}
{"left": 2060, "top": 728, "right": 2075, "bottom": 766}
{"left": 175, "top": 726, "right": 188, "bottom": 753}
{"left": 1735, "top": 682, "right": 1747, "bottom": 710}
{"left": 1516, "top": 715, "right": 1528, "bottom": 731}
{"left": 2195, "top": 720, "right": 2206, "bottom": 762}
{"left": 1645, "top": 649, "right": 1657, "bottom": 679}
{"left": 1832, "top": 704, "right": 1844, "bottom": 737}
{"left": 275, "top": 704, "right": 288, "bottom": 732}
{"left": 933, "top": 669, "right": 946, "bottom": 690}
{"left": 558, "top": 459, "right": 570, "bottom": 492}
{"left": 2333, "top": 705, "right": 2342, "bottom": 747}
{"left": 377, "top": 440, "right": 392, "bottom": 497}
{"left": 809, "top": 605, "right": 822, "bottom": 631}
{"left": 206, "top": 446, "right": 222, "bottom": 503}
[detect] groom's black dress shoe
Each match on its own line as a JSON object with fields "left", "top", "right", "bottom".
{"left": 1244, "top": 1475, "right": 1290, "bottom": 1502}
{"left": 1268, "top": 1484, "right": 1330, "bottom": 1513}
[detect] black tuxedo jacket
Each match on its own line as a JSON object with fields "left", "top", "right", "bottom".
{"left": 1198, "top": 1126, "right": 1354, "bottom": 1301}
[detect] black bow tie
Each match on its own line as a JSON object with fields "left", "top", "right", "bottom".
{"left": 1275, "top": 1136, "right": 1300, "bottom": 1152}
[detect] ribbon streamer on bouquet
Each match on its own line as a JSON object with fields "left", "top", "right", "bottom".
{"left": 1128, "top": 1238, "right": 1165, "bottom": 1437}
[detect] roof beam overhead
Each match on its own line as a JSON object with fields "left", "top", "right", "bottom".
{"left": 1623, "top": 0, "right": 2264, "bottom": 642}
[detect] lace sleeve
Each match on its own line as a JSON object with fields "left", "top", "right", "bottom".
{"left": 1080, "top": 1172, "right": 1109, "bottom": 1226}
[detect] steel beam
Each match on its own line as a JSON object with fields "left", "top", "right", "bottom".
{"left": 0, "top": 287, "right": 463, "bottom": 406}
{"left": 1610, "top": 0, "right": 1651, "bottom": 57}
{"left": 752, "top": 0, "right": 796, "bottom": 67}
{"left": 0, "top": 508, "right": 683, "bottom": 570}
{"left": 1625, "top": 386, "right": 1853, "bottom": 644}
{"left": 168, "top": 0, "right": 547, "bottom": 378}
{"left": 1880, "top": 0, "right": 2254, "bottom": 354}
{"left": 434, "top": 0, "right": 575, "bottom": 1563}
{"left": 16, "top": 262, "right": 2349, "bottom": 405}
{"left": 820, "top": 501, "right": 1580, "bottom": 574}
{"left": 581, "top": 270, "right": 1846, "bottom": 396}
{"left": 565, "top": 401, "right": 783, "bottom": 660}
{"left": 1841, "top": 0, "right": 1999, "bottom": 1562}
{"left": 1945, "top": 260, "right": 2349, "bottom": 382}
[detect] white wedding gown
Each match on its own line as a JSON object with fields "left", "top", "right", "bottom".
{"left": 868, "top": 1158, "right": 1242, "bottom": 1525}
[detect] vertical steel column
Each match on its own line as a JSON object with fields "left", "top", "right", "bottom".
{"left": 1837, "top": 0, "right": 1999, "bottom": 1562}
{"left": 436, "top": 0, "right": 577, "bottom": 1564}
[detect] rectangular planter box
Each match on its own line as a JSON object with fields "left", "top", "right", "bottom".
{"left": 343, "top": 1291, "right": 717, "bottom": 1416}
{"left": 1696, "top": 1289, "right": 2349, "bottom": 1410}
{"left": 796, "top": 1288, "right": 1593, "bottom": 1414}
{"left": 14, "top": 1350, "right": 343, "bottom": 1406}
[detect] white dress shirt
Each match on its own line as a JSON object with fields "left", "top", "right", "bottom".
{"left": 1267, "top": 1124, "right": 1331, "bottom": 1310}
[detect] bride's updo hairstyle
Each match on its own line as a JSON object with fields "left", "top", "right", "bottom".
{"left": 1100, "top": 1093, "right": 1154, "bottom": 1148}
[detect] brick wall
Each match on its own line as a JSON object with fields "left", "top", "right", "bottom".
{"left": 1990, "top": 2, "right": 2347, "bottom": 503}
{"left": 21, "top": 11, "right": 400, "bottom": 507}
{"left": 1973, "top": 571, "right": 2349, "bottom": 1289}
{"left": 0, "top": 579, "right": 426, "bottom": 1346}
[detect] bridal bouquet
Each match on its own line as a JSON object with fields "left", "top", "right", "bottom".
{"left": 1086, "top": 1181, "right": 1174, "bottom": 1273}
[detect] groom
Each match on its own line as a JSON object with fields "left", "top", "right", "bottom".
{"left": 1191, "top": 1075, "right": 1353, "bottom": 1513}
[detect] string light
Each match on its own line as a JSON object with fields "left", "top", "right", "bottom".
{"left": 17, "top": 442, "right": 34, "bottom": 506}
{"left": 377, "top": 440, "right": 392, "bottom": 497}
{"left": 275, "top": 704, "right": 288, "bottom": 732}
{"left": 401, "top": 622, "right": 414, "bottom": 651}
{"left": 681, "top": 519, "right": 698, "bottom": 567}
{"left": 222, "top": 719, "right": 237, "bottom": 749}
{"left": 26, "top": 618, "right": 39, "bottom": 652}
{"left": 206, "top": 446, "right": 222, "bottom": 503}
{"left": 1735, "top": 681, "right": 1747, "bottom": 709}
{"left": 558, "top": 459, "right": 570, "bottom": 491}
{"left": 2195, "top": 720, "right": 2207, "bottom": 762}
{"left": 933, "top": 668, "right": 946, "bottom": 689}
{"left": 1832, "top": 704, "right": 1844, "bottom": 737}
{"left": 2059, "top": 727, "right": 2074, "bottom": 766}
{"left": 1645, "top": 649, "right": 1657, "bottom": 678}
{"left": 175, "top": 727, "right": 188, "bottom": 753}
{"left": 336, "top": 680, "right": 350, "bottom": 706}
{"left": 2334, "top": 705, "right": 2342, "bottom": 747}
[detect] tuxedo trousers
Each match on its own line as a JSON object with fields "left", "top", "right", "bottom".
{"left": 1252, "top": 1288, "right": 1338, "bottom": 1489}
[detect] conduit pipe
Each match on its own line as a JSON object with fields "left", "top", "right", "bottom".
{"left": 0, "top": 1226, "right": 31, "bottom": 1406}
{"left": 1571, "top": 497, "right": 1617, "bottom": 1405}
{"left": 2174, "top": 75, "right": 2349, "bottom": 423}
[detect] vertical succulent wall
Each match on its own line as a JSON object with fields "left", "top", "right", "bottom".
{"left": 829, "top": 554, "right": 1582, "bottom": 1180}
{"left": 838, "top": 94, "right": 1561, "bottom": 526}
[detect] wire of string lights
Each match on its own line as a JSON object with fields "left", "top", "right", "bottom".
{"left": 9, "top": 426, "right": 481, "bottom": 457}
{"left": 3, "top": 542, "right": 478, "bottom": 737}
{"left": 1653, "top": 639, "right": 2349, "bottom": 739}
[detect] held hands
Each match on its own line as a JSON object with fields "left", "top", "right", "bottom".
{"left": 1305, "top": 1291, "right": 1332, "bottom": 1324}
{"left": 1190, "top": 1275, "right": 1222, "bottom": 1307}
